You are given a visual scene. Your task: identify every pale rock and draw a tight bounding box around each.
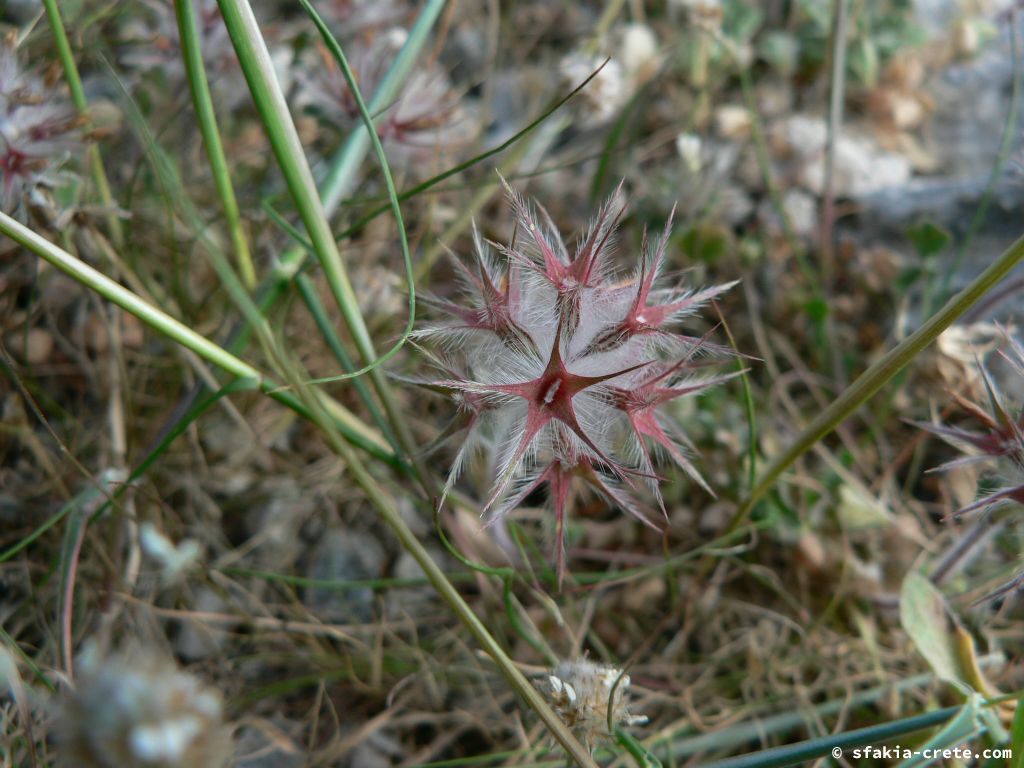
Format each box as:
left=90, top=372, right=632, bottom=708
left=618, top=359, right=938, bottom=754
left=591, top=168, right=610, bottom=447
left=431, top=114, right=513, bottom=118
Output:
left=174, top=587, right=232, bottom=660
left=675, top=132, right=703, bottom=174
left=774, top=114, right=911, bottom=197
left=758, top=188, right=816, bottom=237
left=782, top=188, right=817, bottom=237
left=619, top=23, right=660, bottom=84
left=714, top=104, right=752, bottom=139
left=304, top=530, right=385, bottom=622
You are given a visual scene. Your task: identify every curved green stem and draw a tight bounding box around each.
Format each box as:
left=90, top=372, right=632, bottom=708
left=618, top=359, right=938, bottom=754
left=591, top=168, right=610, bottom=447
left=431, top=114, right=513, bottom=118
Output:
left=216, top=0, right=437, bottom=497
left=727, top=229, right=1024, bottom=532
left=0, top=211, right=397, bottom=466
left=40, top=0, right=122, bottom=246
left=323, top=427, right=597, bottom=768
left=174, top=0, right=257, bottom=289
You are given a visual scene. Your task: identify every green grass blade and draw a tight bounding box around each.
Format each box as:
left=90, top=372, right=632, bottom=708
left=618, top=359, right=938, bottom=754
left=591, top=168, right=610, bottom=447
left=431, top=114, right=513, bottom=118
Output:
left=1010, top=693, right=1024, bottom=768
left=699, top=705, right=961, bottom=768
left=113, top=78, right=391, bottom=459
left=314, top=0, right=448, bottom=214
left=251, top=0, right=446, bottom=304
left=293, top=0, right=414, bottom=384
left=0, top=625, right=55, bottom=694
left=216, top=0, right=434, bottom=494
left=727, top=228, right=1024, bottom=532
left=263, top=192, right=397, bottom=438
left=40, top=0, right=122, bottom=245
left=0, top=211, right=398, bottom=466
left=174, top=0, right=257, bottom=289
left=294, top=272, right=399, bottom=448
left=215, top=0, right=403, bottom=380
left=3, top=210, right=258, bottom=380
left=338, top=64, right=607, bottom=242
left=112, top=68, right=266, bottom=337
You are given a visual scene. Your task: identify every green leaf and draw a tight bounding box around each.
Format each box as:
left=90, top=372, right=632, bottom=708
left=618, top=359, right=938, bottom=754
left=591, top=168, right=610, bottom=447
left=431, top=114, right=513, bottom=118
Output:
left=837, top=483, right=892, bottom=531
left=848, top=37, right=880, bottom=87
left=803, top=296, right=829, bottom=323
left=907, top=221, right=952, bottom=260
left=1010, top=694, right=1024, bottom=768
left=897, top=695, right=986, bottom=768
left=899, top=571, right=960, bottom=684
left=724, top=1, right=764, bottom=44
left=616, top=726, right=663, bottom=767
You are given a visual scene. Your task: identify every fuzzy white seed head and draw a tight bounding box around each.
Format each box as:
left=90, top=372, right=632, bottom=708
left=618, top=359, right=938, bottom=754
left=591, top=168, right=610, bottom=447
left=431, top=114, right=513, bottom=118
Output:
left=55, top=645, right=232, bottom=768
left=676, top=132, right=703, bottom=174
left=542, top=659, right=647, bottom=752
left=619, top=23, right=661, bottom=83
left=559, top=51, right=628, bottom=124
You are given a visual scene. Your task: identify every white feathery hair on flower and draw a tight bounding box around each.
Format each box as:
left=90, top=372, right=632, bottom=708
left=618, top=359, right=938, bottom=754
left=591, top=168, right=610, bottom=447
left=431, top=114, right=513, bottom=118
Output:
left=416, top=176, right=740, bottom=582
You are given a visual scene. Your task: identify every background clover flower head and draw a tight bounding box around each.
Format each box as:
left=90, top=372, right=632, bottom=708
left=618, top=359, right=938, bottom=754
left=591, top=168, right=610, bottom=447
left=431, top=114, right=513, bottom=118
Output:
left=918, top=330, right=1024, bottom=518
left=317, top=0, right=413, bottom=38
left=295, top=26, right=476, bottom=175
left=121, top=0, right=293, bottom=114
left=0, top=37, right=81, bottom=218
left=418, top=178, right=739, bottom=581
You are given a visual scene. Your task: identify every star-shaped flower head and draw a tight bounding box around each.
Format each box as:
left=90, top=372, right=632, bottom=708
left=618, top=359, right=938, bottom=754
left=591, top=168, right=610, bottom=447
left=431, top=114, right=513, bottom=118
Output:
left=918, top=330, right=1024, bottom=518
left=416, top=179, right=739, bottom=583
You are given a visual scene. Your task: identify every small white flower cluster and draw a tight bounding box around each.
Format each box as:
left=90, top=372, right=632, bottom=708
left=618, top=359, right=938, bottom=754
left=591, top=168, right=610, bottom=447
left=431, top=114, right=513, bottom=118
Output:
left=56, top=646, right=231, bottom=768
left=559, top=51, right=628, bottom=124
left=544, top=659, right=647, bottom=752
left=140, top=522, right=201, bottom=585
left=558, top=24, right=661, bottom=126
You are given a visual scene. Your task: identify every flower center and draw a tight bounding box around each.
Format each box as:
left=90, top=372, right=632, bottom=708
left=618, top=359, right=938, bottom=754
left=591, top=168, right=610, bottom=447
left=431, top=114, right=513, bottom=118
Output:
left=541, top=378, right=561, bottom=405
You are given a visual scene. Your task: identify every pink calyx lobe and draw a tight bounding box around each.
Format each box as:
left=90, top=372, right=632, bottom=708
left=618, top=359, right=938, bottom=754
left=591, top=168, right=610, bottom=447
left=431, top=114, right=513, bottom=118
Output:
left=614, top=360, right=736, bottom=495
left=476, top=315, right=649, bottom=508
